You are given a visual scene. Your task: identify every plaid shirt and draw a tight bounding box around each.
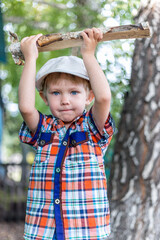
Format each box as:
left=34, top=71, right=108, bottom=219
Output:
left=19, top=109, right=115, bottom=240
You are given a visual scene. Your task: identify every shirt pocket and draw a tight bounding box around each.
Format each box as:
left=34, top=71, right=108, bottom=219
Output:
left=35, top=132, right=55, bottom=164
left=67, top=131, right=96, bottom=162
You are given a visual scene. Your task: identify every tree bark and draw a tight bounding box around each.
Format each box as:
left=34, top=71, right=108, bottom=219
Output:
left=109, top=1, right=160, bottom=240
left=9, top=22, right=150, bottom=65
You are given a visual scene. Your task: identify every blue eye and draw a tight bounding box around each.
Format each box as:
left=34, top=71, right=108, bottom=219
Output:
left=53, top=91, right=60, bottom=95
left=71, top=91, right=78, bottom=95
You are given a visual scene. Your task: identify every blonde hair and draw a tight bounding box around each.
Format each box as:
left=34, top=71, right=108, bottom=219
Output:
left=42, top=72, right=91, bottom=96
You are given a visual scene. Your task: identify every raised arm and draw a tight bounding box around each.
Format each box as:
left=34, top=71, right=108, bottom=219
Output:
left=80, top=28, right=111, bottom=134
left=18, top=34, right=42, bottom=133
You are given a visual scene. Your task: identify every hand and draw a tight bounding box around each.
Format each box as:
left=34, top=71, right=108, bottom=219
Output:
left=20, top=34, right=42, bottom=61
left=80, top=28, right=103, bottom=56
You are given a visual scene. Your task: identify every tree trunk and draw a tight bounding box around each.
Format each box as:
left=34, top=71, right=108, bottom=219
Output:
left=109, top=1, right=160, bottom=240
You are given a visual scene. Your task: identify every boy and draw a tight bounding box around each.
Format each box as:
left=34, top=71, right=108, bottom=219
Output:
left=19, top=28, right=115, bottom=240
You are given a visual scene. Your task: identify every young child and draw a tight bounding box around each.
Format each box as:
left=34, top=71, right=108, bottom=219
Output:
left=19, top=28, right=115, bottom=240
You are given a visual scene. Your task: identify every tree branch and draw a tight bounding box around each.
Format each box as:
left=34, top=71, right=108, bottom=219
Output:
left=9, top=22, right=151, bottom=65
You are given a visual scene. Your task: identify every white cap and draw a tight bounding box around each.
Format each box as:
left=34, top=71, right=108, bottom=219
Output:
left=36, top=56, right=89, bottom=91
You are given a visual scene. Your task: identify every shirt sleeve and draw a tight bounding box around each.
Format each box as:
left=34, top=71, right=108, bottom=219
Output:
left=19, top=112, right=44, bottom=150
left=87, top=109, right=115, bottom=153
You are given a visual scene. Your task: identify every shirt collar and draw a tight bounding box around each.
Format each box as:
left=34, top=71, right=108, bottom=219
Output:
left=51, top=110, right=87, bottom=130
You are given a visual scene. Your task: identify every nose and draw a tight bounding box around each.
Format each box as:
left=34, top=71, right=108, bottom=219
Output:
left=61, top=93, right=70, bottom=105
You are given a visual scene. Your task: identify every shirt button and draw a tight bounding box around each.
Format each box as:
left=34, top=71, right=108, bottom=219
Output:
left=71, top=139, right=76, bottom=147
left=56, top=167, right=60, bottom=173
left=55, top=199, right=60, bottom=204
left=62, top=140, right=67, bottom=146
left=40, top=139, right=45, bottom=146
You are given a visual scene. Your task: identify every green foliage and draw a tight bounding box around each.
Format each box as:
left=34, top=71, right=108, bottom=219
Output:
left=0, top=0, right=140, bottom=159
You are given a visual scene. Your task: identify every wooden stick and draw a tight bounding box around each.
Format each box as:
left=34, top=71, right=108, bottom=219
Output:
left=9, top=22, right=151, bottom=65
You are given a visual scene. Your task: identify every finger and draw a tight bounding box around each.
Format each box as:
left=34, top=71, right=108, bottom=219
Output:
left=92, top=28, right=100, bottom=39
left=34, top=33, right=43, bottom=40
left=21, top=36, right=29, bottom=43
left=21, top=34, right=42, bottom=43
left=83, top=28, right=94, bottom=39
left=29, top=35, right=36, bottom=38
left=21, top=35, right=36, bottom=45
left=25, top=35, right=37, bottom=42
left=92, top=28, right=103, bottom=41
left=97, top=31, right=103, bottom=42
left=29, top=34, right=43, bottom=44
left=80, top=31, right=90, bottom=41
left=97, top=28, right=103, bottom=40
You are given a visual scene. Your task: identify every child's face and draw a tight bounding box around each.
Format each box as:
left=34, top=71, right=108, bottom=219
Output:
left=40, top=73, right=93, bottom=127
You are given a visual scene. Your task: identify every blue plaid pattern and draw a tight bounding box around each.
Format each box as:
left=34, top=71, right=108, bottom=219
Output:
left=19, top=110, right=115, bottom=240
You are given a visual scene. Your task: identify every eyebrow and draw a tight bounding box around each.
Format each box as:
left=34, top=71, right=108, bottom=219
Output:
left=48, top=85, right=83, bottom=92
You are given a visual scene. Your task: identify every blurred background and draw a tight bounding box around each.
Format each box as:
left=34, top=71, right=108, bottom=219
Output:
left=1, top=0, right=160, bottom=240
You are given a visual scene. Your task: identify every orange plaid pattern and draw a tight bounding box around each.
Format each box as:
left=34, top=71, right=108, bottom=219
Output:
left=19, top=110, right=115, bottom=240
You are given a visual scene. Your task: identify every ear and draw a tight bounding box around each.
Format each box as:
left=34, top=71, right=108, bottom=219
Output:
left=39, top=91, right=49, bottom=106
left=86, top=90, right=95, bottom=106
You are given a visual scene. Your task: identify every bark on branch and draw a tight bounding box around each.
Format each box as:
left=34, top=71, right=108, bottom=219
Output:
left=9, top=22, right=151, bottom=65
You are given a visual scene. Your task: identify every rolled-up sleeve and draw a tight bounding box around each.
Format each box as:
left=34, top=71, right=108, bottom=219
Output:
left=88, top=110, right=115, bottom=153
left=19, top=112, right=44, bottom=150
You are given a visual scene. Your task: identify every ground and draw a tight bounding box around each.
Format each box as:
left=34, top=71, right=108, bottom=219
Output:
left=0, top=222, right=24, bottom=240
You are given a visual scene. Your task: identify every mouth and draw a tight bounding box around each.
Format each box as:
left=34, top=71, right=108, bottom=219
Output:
left=60, top=109, right=73, bottom=112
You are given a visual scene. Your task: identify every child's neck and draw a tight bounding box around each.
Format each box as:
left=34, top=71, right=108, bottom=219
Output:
left=64, top=123, right=71, bottom=129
